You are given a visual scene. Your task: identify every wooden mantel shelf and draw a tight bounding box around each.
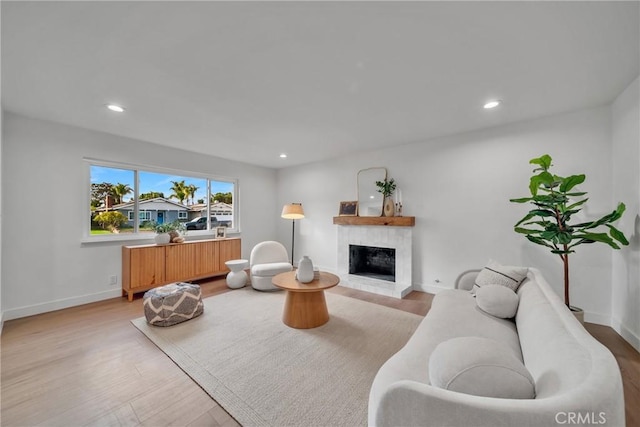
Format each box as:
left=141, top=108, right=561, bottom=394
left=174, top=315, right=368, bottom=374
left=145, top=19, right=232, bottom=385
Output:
left=333, top=216, right=415, bottom=227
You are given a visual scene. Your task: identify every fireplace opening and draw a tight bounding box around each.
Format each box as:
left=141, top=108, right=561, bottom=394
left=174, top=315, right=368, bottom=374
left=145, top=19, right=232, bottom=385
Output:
left=349, top=244, right=396, bottom=283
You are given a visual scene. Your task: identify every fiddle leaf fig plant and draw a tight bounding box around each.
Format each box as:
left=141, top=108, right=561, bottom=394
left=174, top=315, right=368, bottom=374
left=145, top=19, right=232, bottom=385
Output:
left=510, top=154, right=629, bottom=309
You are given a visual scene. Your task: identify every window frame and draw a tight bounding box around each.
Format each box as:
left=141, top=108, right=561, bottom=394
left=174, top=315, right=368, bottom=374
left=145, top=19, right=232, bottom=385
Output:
left=84, top=158, right=239, bottom=242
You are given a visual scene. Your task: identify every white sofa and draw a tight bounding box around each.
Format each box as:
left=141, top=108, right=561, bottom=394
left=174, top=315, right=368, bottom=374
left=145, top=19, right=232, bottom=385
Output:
left=368, top=268, right=625, bottom=427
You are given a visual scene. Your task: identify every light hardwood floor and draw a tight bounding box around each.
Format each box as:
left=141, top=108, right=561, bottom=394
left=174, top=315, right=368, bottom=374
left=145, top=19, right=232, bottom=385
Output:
left=1, top=278, right=638, bottom=426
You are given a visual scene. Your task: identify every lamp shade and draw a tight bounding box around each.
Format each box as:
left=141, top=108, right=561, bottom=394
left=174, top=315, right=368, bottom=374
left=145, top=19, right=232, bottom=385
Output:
left=281, top=203, right=305, bottom=219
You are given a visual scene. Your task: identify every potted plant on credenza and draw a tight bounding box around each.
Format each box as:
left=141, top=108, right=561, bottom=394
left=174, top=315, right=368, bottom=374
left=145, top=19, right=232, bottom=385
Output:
left=153, top=220, right=186, bottom=244
left=510, top=154, right=629, bottom=321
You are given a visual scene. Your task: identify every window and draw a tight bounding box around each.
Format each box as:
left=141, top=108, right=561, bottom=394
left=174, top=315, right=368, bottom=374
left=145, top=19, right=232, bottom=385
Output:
left=88, top=160, right=237, bottom=239
left=129, top=211, right=152, bottom=221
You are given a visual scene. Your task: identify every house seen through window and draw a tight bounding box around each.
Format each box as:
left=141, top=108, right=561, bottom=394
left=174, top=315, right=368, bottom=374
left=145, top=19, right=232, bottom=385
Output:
left=89, top=163, right=236, bottom=237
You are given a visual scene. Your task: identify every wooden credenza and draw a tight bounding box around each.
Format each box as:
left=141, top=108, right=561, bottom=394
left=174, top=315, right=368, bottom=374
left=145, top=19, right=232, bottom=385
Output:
left=122, top=238, right=241, bottom=301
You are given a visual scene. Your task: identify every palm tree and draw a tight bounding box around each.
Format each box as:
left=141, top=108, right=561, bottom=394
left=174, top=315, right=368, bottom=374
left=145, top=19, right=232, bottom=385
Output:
left=169, top=180, right=189, bottom=205
left=211, top=192, right=233, bottom=204
left=139, top=191, right=165, bottom=201
left=112, top=183, right=133, bottom=204
left=187, top=184, right=199, bottom=205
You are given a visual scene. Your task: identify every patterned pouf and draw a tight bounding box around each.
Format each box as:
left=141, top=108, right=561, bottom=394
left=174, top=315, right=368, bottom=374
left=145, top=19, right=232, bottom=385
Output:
left=143, top=283, right=204, bottom=327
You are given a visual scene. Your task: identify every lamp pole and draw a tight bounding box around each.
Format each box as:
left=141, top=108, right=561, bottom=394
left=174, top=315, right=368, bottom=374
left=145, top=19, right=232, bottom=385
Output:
left=281, top=203, right=305, bottom=267
left=290, top=218, right=295, bottom=266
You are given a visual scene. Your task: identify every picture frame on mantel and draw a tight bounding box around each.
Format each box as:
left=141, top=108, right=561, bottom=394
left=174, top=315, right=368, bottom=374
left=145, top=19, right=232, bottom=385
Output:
left=339, top=201, right=358, bottom=216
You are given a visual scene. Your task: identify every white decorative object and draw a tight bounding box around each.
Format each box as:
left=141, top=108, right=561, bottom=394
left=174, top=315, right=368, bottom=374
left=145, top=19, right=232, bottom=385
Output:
left=225, top=259, right=249, bottom=289
left=154, top=233, right=171, bottom=245
left=383, top=197, right=395, bottom=217
left=296, top=256, right=314, bottom=283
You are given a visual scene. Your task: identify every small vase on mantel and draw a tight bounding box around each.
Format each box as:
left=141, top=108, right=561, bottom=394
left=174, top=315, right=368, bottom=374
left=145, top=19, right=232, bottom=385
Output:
left=383, top=197, right=395, bottom=217
left=296, top=256, right=314, bottom=283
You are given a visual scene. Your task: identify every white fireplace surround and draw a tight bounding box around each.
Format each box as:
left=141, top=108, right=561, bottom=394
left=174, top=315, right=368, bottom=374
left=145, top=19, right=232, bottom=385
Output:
left=336, top=225, right=412, bottom=298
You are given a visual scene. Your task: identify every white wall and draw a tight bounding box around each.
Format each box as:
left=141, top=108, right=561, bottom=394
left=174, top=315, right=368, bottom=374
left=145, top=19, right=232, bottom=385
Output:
left=277, top=106, right=616, bottom=324
left=0, top=110, right=3, bottom=332
left=1, top=112, right=278, bottom=320
left=612, top=76, right=640, bottom=350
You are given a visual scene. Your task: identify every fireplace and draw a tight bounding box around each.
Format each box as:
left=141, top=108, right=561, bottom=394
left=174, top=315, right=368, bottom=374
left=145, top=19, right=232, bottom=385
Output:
left=349, top=245, right=396, bottom=282
left=335, top=222, right=413, bottom=298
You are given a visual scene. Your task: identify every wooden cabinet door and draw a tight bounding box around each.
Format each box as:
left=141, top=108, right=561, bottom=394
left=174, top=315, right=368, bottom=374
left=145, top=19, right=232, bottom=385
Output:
left=165, top=243, right=196, bottom=282
left=219, top=239, right=241, bottom=271
left=194, top=240, right=219, bottom=277
left=129, top=246, right=165, bottom=289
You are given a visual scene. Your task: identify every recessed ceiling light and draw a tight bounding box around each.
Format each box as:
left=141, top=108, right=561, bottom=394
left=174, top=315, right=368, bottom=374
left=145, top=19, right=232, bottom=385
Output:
left=483, top=100, right=502, bottom=109
left=106, top=104, right=125, bottom=113
left=280, top=153, right=288, bottom=158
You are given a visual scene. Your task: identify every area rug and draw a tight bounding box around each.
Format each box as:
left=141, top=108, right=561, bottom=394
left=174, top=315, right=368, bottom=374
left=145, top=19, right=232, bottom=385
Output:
left=131, top=287, right=422, bottom=427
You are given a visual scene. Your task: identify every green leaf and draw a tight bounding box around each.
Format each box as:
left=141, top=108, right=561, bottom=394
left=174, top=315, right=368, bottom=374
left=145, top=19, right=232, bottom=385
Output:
left=565, top=192, right=588, bottom=197
left=514, top=212, right=536, bottom=227
left=557, top=232, right=572, bottom=244
left=559, top=174, right=586, bottom=193
left=581, top=205, right=626, bottom=230
left=540, top=230, right=559, bottom=242
left=606, top=225, right=629, bottom=246
left=522, top=221, right=550, bottom=227
left=526, top=235, right=555, bottom=249
left=611, top=202, right=626, bottom=222
left=551, top=249, right=574, bottom=255
left=574, top=232, right=620, bottom=249
left=538, top=171, right=555, bottom=185
left=529, top=172, right=554, bottom=196
left=510, top=197, right=533, bottom=203
left=530, top=209, right=556, bottom=218
left=566, top=198, right=588, bottom=210
left=529, top=176, right=540, bottom=196
left=530, top=154, right=552, bottom=170
left=514, top=227, right=539, bottom=235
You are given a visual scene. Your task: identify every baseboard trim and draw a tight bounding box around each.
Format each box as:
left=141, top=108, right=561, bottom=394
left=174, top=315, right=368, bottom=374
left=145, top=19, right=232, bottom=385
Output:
left=611, top=316, right=640, bottom=352
left=412, top=282, right=449, bottom=295
left=2, top=289, right=122, bottom=321
left=583, top=311, right=611, bottom=327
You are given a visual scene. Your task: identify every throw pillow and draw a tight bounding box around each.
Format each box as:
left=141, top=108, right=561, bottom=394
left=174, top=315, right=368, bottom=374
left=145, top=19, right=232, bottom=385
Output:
left=473, top=259, right=528, bottom=293
left=475, top=284, right=520, bottom=318
left=428, top=337, right=536, bottom=399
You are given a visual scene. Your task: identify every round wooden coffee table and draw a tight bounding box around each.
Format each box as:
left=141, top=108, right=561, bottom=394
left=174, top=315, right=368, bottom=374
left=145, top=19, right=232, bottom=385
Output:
left=272, top=271, right=340, bottom=329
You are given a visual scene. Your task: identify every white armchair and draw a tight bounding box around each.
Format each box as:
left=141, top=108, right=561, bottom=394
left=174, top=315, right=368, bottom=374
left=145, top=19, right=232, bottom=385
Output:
left=249, top=241, right=293, bottom=291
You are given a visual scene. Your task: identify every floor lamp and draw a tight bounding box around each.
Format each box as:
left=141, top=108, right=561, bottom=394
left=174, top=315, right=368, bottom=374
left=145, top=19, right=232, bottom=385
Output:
left=281, top=203, right=305, bottom=266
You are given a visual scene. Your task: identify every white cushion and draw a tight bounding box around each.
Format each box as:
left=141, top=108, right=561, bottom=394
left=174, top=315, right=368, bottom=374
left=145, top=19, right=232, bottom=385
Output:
left=476, top=284, right=520, bottom=318
left=251, top=262, right=292, bottom=277
left=429, top=337, right=535, bottom=399
left=473, top=259, right=528, bottom=293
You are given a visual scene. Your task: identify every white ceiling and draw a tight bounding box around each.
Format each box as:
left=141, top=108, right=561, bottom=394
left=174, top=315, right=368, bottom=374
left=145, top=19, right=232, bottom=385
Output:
left=2, top=1, right=639, bottom=169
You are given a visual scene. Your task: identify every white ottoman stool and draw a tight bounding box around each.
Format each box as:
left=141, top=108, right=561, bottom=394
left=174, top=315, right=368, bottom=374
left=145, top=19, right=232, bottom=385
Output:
left=225, top=259, right=249, bottom=289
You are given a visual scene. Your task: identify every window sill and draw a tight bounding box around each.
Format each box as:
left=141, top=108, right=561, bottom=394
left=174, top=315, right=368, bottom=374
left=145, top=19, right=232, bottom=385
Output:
left=81, top=228, right=240, bottom=245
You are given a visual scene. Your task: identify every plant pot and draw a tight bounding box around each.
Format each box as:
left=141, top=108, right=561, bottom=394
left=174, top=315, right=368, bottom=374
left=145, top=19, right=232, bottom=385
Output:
left=383, top=197, right=395, bottom=217
left=155, top=233, right=171, bottom=245
left=570, top=306, right=585, bottom=325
